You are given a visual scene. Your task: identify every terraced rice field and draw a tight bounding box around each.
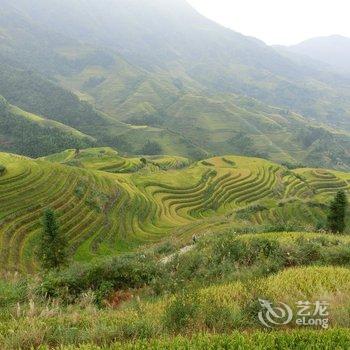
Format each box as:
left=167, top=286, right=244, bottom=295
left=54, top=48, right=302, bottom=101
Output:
left=42, top=147, right=190, bottom=174
left=0, top=150, right=349, bottom=272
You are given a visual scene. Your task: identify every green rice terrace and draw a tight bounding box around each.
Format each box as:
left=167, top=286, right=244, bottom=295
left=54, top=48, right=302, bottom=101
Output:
left=0, top=147, right=349, bottom=273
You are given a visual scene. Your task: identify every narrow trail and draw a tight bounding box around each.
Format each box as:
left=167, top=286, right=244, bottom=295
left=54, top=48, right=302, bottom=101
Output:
left=160, top=244, right=195, bottom=264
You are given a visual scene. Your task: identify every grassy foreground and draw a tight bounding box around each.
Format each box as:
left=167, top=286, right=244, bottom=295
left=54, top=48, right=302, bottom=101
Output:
left=1, top=232, right=350, bottom=348
left=58, top=330, right=350, bottom=350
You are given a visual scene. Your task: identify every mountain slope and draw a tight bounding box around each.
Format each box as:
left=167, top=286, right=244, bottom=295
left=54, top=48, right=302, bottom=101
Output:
left=0, top=0, right=349, bottom=168
left=0, top=96, right=96, bottom=157
left=287, top=35, right=350, bottom=74
left=3, top=0, right=350, bottom=130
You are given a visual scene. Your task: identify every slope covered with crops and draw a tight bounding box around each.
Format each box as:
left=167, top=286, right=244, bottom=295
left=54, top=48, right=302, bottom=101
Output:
left=0, top=149, right=349, bottom=272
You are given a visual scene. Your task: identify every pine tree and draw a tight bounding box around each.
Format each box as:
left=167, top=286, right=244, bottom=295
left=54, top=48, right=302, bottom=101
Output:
left=327, top=190, right=348, bottom=234
left=38, top=209, right=67, bottom=270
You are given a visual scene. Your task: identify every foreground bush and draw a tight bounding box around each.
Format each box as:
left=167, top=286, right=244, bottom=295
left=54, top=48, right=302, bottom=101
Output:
left=39, top=253, right=162, bottom=304
left=0, top=164, right=6, bottom=176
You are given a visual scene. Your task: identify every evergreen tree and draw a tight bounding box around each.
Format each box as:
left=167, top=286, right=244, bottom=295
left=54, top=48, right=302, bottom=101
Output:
left=38, top=209, right=67, bottom=270
left=327, top=190, right=348, bottom=234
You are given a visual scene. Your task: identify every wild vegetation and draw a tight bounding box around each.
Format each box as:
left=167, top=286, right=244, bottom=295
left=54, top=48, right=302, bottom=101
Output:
left=0, top=164, right=6, bottom=176
left=1, top=231, right=350, bottom=348
left=0, top=95, right=95, bottom=157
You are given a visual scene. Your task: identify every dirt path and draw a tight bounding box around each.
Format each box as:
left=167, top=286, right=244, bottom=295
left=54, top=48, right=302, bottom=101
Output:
left=160, top=244, right=195, bottom=264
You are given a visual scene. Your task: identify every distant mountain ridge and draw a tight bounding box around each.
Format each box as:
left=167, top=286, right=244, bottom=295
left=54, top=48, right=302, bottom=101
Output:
left=0, top=0, right=349, bottom=168
left=286, top=35, right=350, bottom=74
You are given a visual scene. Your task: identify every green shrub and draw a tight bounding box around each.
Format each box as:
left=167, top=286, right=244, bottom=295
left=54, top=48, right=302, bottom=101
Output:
left=0, top=279, right=28, bottom=309
left=115, top=318, right=158, bottom=341
left=236, top=204, right=268, bottom=220
left=39, top=254, right=162, bottom=302
left=202, top=302, right=243, bottom=332
left=154, top=242, right=176, bottom=255
left=201, top=161, right=214, bottom=167
left=321, top=244, right=350, bottom=265
left=163, top=293, right=199, bottom=332
left=36, top=232, right=350, bottom=305
left=0, top=164, right=6, bottom=176
left=139, top=141, right=162, bottom=155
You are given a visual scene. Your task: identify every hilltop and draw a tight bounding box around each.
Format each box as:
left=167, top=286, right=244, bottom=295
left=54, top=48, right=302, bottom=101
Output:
left=0, top=148, right=349, bottom=273
left=286, top=35, right=350, bottom=74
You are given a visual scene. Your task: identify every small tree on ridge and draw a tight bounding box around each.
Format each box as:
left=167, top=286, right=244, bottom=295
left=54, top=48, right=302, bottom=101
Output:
left=38, top=209, right=67, bottom=270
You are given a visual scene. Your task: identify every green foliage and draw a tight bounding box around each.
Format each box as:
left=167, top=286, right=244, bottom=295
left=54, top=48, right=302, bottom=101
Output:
left=0, top=64, right=107, bottom=129
left=35, top=232, right=350, bottom=304
left=228, top=132, right=255, bottom=155
left=2, top=232, right=350, bottom=348
left=222, top=157, right=236, bottom=166
left=0, top=279, right=28, bottom=309
left=39, top=254, right=161, bottom=301
left=327, top=190, right=348, bottom=233
left=236, top=204, right=268, bottom=220
left=0, top=100, right=95, bottom=157
left=153, top=242, right=176, bottom=255
left=38, top=209, right=68, bottom=270
left=281, top=161, right=306, bottom=169
left=57, top=330, right=350, bottom=349
left=201, top=160, right=214, bottom=167
left=127, top=114, right=164, bottom=127
left=0, top=164, right=6, bottom=176
left=164, top=293, right=199, bottom=332
left=139, top=141, right=163, bottom=155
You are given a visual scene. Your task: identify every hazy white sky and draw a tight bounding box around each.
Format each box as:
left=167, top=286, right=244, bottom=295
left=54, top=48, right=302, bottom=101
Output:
left=187, top=0, right=350, bottom=45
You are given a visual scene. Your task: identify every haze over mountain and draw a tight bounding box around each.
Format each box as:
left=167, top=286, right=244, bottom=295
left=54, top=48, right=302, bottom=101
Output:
left=287, top=35, right=350, bottom=74
left=0, top=0, right=349, bottom=168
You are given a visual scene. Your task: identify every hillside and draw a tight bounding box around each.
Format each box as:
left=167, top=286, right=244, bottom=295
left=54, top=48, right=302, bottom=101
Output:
left=287, top=35, right=350, bottom=74
left=2, top=0, right=350, bottom=129
left=0, top=0, right=349, bottom=170
left=0, top=96, right=96, bottom=157
left=0, top=63, right=136, bottom=147
left=0, top=148, right=349, bottom=273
